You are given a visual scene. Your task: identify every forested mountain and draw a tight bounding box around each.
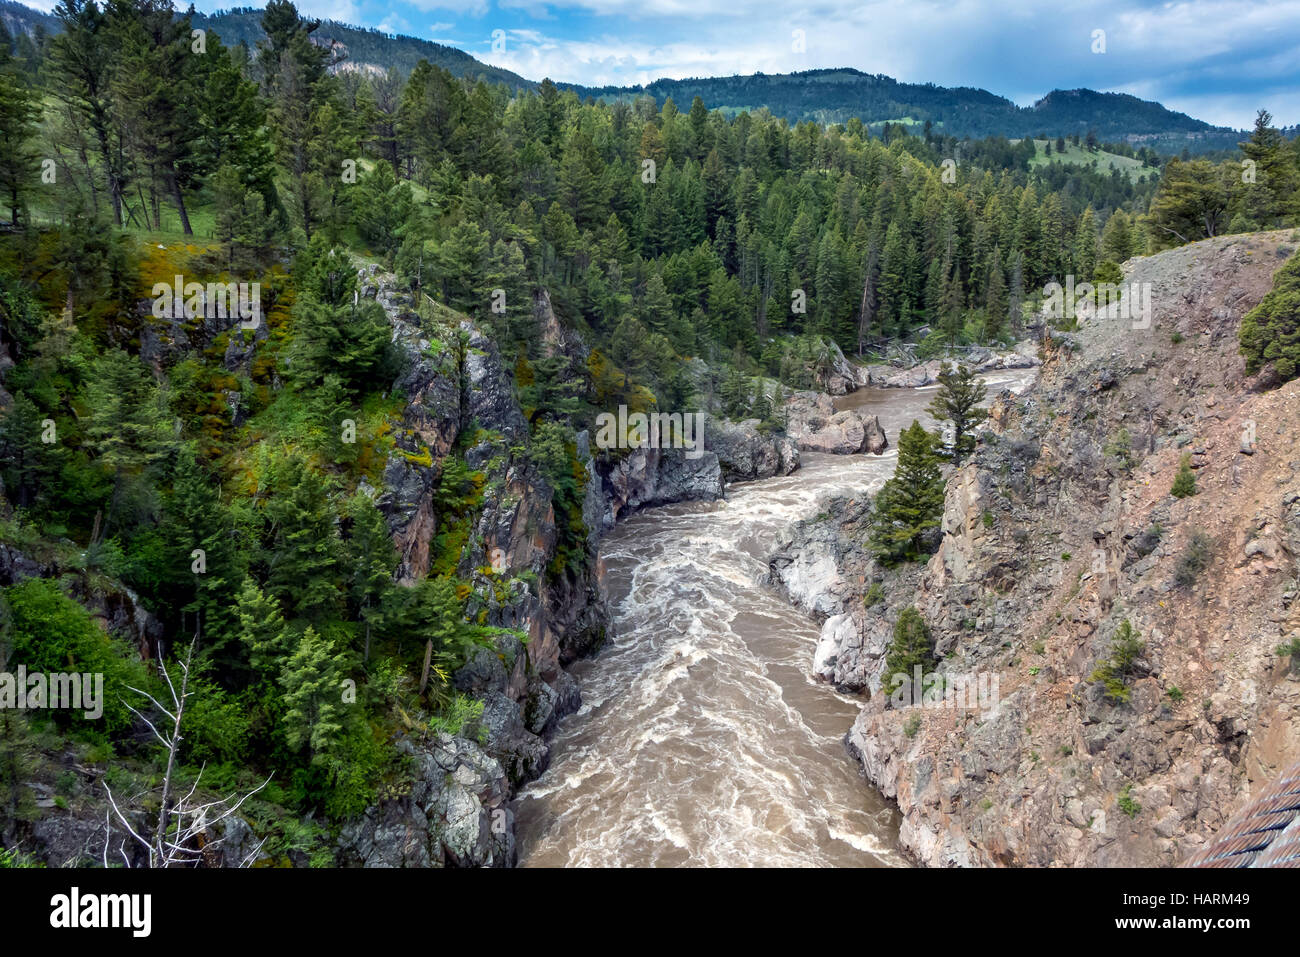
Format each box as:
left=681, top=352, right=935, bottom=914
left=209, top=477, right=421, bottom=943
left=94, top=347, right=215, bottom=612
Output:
left=566, top=70, right=1243, bottom=153
left=1, top=0, right=1298, bottom=869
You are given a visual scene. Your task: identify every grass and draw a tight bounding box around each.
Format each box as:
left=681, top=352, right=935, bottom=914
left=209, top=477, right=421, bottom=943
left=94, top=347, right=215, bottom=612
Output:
left=1018, top=139, right=1150, bottom=182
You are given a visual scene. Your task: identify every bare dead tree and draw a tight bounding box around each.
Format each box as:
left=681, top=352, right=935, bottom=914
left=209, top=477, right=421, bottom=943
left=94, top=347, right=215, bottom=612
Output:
left=103, top=633, right=270, bottom=868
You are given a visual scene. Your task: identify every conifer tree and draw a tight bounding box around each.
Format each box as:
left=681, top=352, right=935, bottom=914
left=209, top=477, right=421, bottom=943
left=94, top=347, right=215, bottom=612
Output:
left=0, top=40, right=39, bottom=226
left=871, top=420, right=946, bottom=564
left=882, top=606, right=936, bottom=696
left=1239, top=249, right=1300, bottom=383
left=0, top=393, right=61, bottom=510
left=279, top=625, right=347, bottom=757
left=343, top=492, right=397, bottom=663
left=235, top=576, right=291, bottom=679
left=927, top=362, right=988, bottom=466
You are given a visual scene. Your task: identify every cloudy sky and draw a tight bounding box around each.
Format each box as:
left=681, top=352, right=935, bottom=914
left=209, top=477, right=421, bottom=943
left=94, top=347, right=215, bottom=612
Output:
left=24, top=0, right=1300, bottom=128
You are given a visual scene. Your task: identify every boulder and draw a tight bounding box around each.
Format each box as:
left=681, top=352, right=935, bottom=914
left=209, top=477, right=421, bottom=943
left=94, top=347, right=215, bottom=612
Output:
left=783, top=392, right=888, bottom=455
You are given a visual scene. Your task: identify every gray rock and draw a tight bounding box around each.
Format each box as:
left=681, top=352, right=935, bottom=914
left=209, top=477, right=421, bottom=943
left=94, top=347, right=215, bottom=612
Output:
left=705, top=416, right=800, bottom=482
left=337, top=734, right=514, bottom=868
left=784, top=392, right=888, bottom=455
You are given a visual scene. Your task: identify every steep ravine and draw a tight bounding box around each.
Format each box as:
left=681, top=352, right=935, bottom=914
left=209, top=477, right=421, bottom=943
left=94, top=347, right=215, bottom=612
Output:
left=337, top=271, right=814, bottom=866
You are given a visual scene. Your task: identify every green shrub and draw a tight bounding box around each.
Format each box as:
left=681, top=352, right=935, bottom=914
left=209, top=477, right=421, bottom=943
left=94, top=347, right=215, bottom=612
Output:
left=1118, top=783, right=1142, bottom=819
left=1174, top=531, right=1213, bottom=587
left=862, top=582, right=885, bottom=608
left=0, top=847, right=43, bottom=868
left=1170, top=454, right=1197, bottom=498
left=1089, top=619, right=1146, bottom=704
left=1103, top=428, right=1137, bottom=472
left=1, top=579, right=154, bottom=734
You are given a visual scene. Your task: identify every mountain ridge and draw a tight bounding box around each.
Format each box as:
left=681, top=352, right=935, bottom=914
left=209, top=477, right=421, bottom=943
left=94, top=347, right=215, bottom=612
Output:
left=0, top=1, right=1239, bottom=152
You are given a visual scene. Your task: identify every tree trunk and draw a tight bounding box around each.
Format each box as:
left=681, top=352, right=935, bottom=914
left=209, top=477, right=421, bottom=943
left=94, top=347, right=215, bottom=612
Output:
left=418, top=639, right=433, bottom=695
left=166, top=167, right=193, bottom=236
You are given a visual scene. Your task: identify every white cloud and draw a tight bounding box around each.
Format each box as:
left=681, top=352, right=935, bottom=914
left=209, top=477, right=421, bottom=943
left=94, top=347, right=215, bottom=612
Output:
left=403, top=0, right=491, bottom=17
left=293, top=0, right=364, bottom=24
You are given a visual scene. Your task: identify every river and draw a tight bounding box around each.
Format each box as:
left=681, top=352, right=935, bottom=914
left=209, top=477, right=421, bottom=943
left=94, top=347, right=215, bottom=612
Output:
left=514, top=368, right=1036, bottom=867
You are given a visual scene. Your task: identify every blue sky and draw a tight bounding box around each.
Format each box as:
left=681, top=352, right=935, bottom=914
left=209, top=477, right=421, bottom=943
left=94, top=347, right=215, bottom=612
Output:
left=24, top=0, right=1300, bottom=128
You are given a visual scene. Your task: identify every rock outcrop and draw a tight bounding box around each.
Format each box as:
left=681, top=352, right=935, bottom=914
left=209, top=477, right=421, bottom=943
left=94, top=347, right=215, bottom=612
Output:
left=336, top=734, right=515, bottom=867
left=346, top=272, right=758, bottom=864
left=705, top=416, right=800, bottom=482
left=813, top=338, right=871, bottom=395
left=784, top=392, right=888, bottom=455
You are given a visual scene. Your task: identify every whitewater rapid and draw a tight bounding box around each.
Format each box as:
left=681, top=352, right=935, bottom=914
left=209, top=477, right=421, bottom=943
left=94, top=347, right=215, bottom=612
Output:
left=515, top=370, right=1034, bottom=867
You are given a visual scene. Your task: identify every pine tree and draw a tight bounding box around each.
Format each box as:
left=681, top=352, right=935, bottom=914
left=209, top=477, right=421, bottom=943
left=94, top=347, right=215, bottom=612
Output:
left=263, top=457, right=341, bottom=623
left=167, top=443, right=246, bottom=653
left=983, top=249, right=1008, bottom=342
left=235, top=576, right=291, bottom=679
left=0, top=393, right=62, bottom=510
left=50, top=0, right=127, bottom=225
left=927, top=362, right=988, bottom=466
left=289, top=295, right=393, bottom=398
left=0, top=46, right=40, bottom=226
left=1007, top=251, right=1024, bottom=334
left=279, top=625, right=347, bottom=757
left=85, top=348, right=172, bottom=530
left=1100, top=210, right=1134, bottom=264
left=1148, top=159, right=1233, bottom=247
left=642, top=273, right=673, bottom=336
left=343, top=491, right=397, bottom=663
left=882, top=606, right=936, bottom=695
left=1240, top=110, right=1299, bottom=228
left=1074, top=207, right=1098, bottom=279
left=878, top=222, right=906, bottom=337
left=871, top=420, right=946, bottom=564
left=1239, top=249, right=1300, bottom=383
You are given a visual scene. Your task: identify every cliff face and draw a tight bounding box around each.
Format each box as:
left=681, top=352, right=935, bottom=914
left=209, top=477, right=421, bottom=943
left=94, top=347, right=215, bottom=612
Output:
left=344, top=274, right=805, bottom=866
left=776, top=231, right=1300, bottom=867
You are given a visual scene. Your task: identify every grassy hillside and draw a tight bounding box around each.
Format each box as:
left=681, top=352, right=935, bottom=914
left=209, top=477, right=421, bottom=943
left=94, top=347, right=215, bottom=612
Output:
left=1019, top=139, right=1150, bottom=181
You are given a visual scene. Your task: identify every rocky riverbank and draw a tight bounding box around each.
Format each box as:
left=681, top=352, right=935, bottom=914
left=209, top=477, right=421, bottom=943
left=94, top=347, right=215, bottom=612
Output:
left=767, top=231, right=1300, bottom=867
